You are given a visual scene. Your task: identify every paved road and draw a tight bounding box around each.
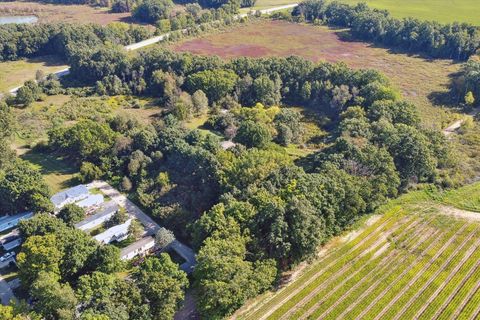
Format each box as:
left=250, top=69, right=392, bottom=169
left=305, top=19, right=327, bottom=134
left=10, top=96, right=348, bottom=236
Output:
left=88, top=181, right=196, bottom=273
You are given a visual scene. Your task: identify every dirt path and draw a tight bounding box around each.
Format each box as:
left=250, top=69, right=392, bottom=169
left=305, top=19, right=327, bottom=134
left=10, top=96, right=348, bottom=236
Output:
left=438, top=205, right=480, bottom=222
left=442, top=108, right=479, bottom=136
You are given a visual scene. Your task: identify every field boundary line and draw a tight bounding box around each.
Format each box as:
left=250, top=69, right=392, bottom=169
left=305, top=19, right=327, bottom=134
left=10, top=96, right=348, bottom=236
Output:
left=354, top=222, right=459, bottom=320
left=413, top=231, right=480, bottom=319
left=273, top=216, right=411, bottom=320
left=372, top=223, right=468, bottom=320
left=333, top=222, right=439, bottom=320
left=393, top=227, right=480, bottom=320
left=298, top=218, right=432, bottom=320
left=430, top=246, right=480, bottom=319
left=246, top=215, right=397, bottom=320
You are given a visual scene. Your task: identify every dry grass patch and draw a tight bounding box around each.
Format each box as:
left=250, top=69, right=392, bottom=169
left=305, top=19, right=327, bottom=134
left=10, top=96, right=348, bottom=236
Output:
left=0, top=55, right=67, bottom=93
left=0, top=1, right=132, bottom=25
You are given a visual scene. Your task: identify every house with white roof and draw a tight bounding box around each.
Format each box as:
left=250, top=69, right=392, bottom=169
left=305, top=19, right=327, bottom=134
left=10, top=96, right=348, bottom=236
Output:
left=51, top=185, right=89, bottom=210
left=120, top=236, right=155, bottom=260
left=74, top=202, right=119, bottom=231
left=94, top=219, right=132, bottom=245
left=0, top=212, right=34, bottom=233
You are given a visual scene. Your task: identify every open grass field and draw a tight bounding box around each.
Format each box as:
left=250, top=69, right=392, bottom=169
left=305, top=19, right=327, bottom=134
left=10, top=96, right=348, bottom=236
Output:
left=234, top=185, right=480, bottom=320
left=248, top=0, right=480, bottom=25
left=172, top=20, right=461, bottom=129
left=0, top=55, right=67, bottom=93
left=0, top=1, right=132, bottom=25
left=20, top=149, right=77, bottom=193
left=337, top=0, right=480, bottom=25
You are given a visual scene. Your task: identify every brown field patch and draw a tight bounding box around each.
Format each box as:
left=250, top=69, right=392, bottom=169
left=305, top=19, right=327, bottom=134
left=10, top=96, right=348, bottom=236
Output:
left=171, top=20, right=462, bottom=129
left=0, top=1, right=132, bottom=25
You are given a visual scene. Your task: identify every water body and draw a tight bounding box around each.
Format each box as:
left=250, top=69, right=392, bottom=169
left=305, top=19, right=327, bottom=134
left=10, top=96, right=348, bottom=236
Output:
left=0, top=15, right=38, bottom=25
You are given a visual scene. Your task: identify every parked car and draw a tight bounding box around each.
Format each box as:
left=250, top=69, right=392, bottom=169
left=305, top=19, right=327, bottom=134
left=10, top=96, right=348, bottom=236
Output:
left=0, top=252, right=15, bottom=262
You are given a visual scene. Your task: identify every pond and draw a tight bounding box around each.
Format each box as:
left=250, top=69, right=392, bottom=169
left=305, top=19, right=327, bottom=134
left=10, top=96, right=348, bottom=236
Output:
left=0, top=15, right=38, bottom=25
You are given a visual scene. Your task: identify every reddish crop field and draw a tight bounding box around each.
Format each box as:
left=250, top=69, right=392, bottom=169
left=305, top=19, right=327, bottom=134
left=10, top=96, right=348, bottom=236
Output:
left=172, top=20, right=462, bottom=128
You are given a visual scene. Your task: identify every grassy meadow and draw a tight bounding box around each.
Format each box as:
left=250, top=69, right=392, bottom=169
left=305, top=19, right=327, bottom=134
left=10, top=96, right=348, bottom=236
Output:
left=235, top=184, right=480, bottom=319
left=337, top=0, right=480, bottom=25
left=249, top=0, right=480, bottom=25
left=0, top=55, right=67, bottom=93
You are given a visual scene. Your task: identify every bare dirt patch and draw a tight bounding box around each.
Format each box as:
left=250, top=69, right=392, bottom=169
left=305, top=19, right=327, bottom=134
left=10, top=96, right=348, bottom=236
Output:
left=172, top=20, right=462, bottom=129
left=0, top=1, right=132, bottom=25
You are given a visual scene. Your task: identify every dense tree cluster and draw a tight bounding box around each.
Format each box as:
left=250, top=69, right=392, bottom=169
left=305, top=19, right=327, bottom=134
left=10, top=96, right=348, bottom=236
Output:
left=132, top=0, right=174, bottom=23
left=461, top=57, right=480, bottom=106
left=0, top=22, right=152, bottom=62
left=292, top=0, right=480, bottom=60
left=39, top=48, right=456, bottom=318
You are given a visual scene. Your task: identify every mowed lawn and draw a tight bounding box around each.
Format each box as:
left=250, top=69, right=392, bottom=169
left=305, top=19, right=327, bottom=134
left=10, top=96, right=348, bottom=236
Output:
left=20, top=149, right=77, bottom=194
left=172, top=20, right=461, bottom=129
left=0, top=55, right=67, bottom=93
left=235, top=188, right=480, bottom=320
left=338, top=0, right=480, bottom=25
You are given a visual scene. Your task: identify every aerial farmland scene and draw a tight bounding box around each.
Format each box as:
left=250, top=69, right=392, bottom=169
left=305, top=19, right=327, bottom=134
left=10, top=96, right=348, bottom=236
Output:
left=0, top=0, right=479, bottom=319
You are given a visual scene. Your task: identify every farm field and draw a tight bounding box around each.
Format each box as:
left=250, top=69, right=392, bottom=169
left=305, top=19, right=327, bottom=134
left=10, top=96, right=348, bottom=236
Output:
left=172, top=20, right=461, bottom=129
left=235, top=186, right=480, bottom=320
left=337, top=0, right=480, bottom=25
left=0, top=55, right=67, bottom=93
left=0, top=1, right=132, bottom=25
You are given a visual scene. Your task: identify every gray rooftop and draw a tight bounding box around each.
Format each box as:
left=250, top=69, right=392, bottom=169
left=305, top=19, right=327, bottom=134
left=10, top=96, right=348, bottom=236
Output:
left=74, top=201, right=119, bottom=229
left=51, top=185, right=89, bottom=207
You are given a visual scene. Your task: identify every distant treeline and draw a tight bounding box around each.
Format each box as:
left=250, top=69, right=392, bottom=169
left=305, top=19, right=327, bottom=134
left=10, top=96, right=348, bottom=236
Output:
left=292, top=0, right=480, bottom=61
left=0, top=22, right=153, bottom=61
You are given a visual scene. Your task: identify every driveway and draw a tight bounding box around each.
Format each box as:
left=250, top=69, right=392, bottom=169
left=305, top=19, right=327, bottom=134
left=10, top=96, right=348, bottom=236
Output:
left=88, top=181, right=196, bottom=273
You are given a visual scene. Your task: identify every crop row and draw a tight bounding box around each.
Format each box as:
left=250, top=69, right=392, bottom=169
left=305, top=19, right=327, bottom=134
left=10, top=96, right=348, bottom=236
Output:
left=373, top=221, right=468, bottom=320
left=420, top=237, right=480, bottom=319
left=322, top=222, right=449, bottom=320
left=356, top=219, right=465, bottom=319
left=263, top=215, right=409, bottom=319
left=411, top=229, right=480, bottom=319
left=305, top=220, right=436, bottom=320
left=288, top=215, right=427, bottom=319
left=242, top=213, right=398, bottom=320
left=390, top=225, right=479, bottom=319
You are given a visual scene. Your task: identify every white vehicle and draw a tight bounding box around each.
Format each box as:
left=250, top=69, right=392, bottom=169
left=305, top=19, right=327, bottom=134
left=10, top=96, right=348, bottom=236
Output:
left=0, top=252, right=15, bottom=262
